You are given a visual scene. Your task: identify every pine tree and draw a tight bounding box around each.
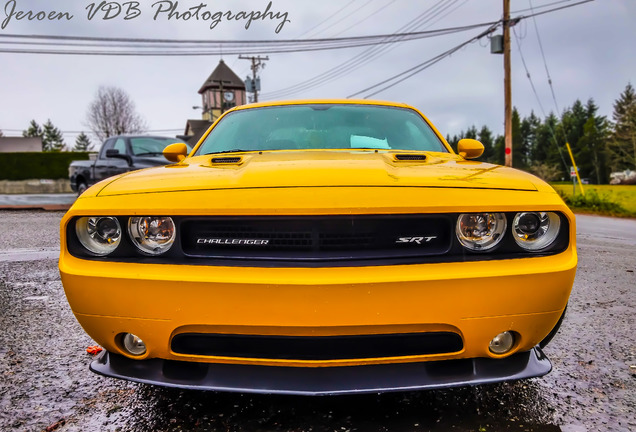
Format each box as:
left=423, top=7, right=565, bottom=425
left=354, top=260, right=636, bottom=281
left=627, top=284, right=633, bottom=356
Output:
left=608, top=83, right=636, bottom=171
left=42, top=119, right=65, bottom=152
left=74, top=132, right=92, bottom=151
left=578, top=115, right=609, bottom=184
left=464, top=126, right=478, bottom=140
left=23, top=120, right=43, bottom=140
left=521, top=111, right=540, bottom=165
left=478, top=125, right=495, bottom=162
left=511, top=108, right=528, bottom=169
left=492, top=135, right=505, bottom=166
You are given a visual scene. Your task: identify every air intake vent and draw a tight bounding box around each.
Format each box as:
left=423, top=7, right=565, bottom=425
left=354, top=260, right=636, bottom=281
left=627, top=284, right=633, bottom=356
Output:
left=211, top=157, right=242, bottom=164
left=395, top=154, right=427, bottom=161
left=171, top=332, right=464, bottom=360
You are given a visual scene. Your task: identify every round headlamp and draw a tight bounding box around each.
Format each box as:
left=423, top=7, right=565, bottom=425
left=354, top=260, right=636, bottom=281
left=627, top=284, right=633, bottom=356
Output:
left=456, top=213, right=507, bottom=251
left=128, top=216, right=176, bottom=256
left=75, top=217, right=121, bottom=256
left=512, top=212, right=560, bottom=250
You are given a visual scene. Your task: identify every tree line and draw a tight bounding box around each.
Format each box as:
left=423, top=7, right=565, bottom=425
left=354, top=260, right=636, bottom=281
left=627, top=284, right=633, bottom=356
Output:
left=5, top=84, right=635, bottom=184
left=16, top=86, right=146, bottom=153
left=447, top=83, right=636, bottom=184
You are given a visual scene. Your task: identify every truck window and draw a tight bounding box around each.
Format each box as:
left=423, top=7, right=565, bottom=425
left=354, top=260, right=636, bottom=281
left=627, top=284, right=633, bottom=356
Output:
left=113, top=138, right=127, bottom=155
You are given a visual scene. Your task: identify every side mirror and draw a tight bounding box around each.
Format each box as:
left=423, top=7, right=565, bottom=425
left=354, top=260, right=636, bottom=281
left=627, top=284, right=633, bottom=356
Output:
left=105, top=149, right=133, bottom=166
left=163, top=142, right=189, bottom=163
left=457, top=139, right=484, bottom=159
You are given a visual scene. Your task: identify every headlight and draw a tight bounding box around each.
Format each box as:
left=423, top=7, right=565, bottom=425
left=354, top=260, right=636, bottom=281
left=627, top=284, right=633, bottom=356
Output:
left=456, top=213, right=506, bottom=251
left=512, top=212, right=560, bottom=250
left=75, top=217, right=122, bottom=256
left=128, top=217, right=176, bottom=255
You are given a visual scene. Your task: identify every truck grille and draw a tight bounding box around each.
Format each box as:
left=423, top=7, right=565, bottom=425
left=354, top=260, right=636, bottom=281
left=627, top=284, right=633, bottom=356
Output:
left=180, top=215, right=452, bottom=262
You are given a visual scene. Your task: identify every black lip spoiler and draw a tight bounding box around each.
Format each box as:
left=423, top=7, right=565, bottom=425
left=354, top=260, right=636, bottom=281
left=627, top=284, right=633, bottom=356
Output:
left=90, top=347, right=551, bottom=396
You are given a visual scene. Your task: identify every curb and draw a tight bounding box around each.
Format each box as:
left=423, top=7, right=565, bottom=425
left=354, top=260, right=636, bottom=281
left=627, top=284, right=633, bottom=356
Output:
left=0, top=204, right=71, bottom=211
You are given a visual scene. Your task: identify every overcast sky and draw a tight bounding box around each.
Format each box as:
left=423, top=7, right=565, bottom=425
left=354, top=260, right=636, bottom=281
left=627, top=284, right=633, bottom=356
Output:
left=0, top=0, right=634, bottom=148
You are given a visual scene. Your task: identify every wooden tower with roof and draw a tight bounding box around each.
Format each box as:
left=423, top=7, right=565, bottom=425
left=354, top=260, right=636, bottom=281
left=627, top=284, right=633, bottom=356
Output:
left=198, top=60, right=247, bottom=122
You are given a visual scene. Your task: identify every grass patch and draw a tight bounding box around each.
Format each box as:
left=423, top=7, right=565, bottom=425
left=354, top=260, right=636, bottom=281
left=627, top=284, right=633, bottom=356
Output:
left=551, top=184, right=636, bottom=217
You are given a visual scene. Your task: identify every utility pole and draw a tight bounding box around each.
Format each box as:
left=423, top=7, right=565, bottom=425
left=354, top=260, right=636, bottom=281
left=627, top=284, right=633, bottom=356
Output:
left=239, top=55, right=269, bottom=102
left=503, top=0, right=512, bottom=167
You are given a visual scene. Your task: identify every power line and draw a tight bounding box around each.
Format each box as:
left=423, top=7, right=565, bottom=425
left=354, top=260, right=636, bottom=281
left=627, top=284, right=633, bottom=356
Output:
left=329, top=0, right=398, bottom=38
left=0, top=24, right=488, bottom=47
left=512, top=27, right=546, bottom=117
left=528, top=0, right=560, bottom=113
left=295, top=0, right=358, bottom=38
left=515, top=0, right=594, bottom=19
left=262, top=1, right=472, bottom=99
left=513, top=26, right=569, bottom=171
left=0, top=23, right=490, bottom=56
left=304, top=0, right=375, bottom=39
left=511, top=0, right=574, bottom=14
left=345, top=0, right=593, bottom=100
left=2, top=128, right=182, bottom=134
left=348, top=24, right=498, bottom=99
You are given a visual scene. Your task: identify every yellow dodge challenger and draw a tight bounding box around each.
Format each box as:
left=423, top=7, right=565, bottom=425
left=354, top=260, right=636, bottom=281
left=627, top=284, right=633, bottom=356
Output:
left=59, top=100, right=576, bottom=395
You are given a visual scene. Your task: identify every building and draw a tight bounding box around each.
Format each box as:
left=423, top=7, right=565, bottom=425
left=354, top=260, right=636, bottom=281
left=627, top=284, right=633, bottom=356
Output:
left=179, top=60, right=248, bottom=146
left=0, top=137, right=42, bottom=152
left=198, top=60, right=247, bottom=122
left=177, top=119, right=213, bottom=147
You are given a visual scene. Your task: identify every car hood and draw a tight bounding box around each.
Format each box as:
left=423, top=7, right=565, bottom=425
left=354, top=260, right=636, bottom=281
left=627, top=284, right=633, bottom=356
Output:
left=95, top=151, right=540, bottom=196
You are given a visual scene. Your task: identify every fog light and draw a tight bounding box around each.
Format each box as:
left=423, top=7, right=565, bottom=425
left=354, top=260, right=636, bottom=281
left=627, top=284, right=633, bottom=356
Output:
left=489, top=331, right=515, bottom=354
left=122, top=333, right=146, bottom=356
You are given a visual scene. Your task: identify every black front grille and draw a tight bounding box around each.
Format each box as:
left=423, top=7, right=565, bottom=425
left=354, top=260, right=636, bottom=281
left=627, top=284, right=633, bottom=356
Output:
left=171, top=332, right=463, bottom=360
left=180, top=215, right=452, bottom=262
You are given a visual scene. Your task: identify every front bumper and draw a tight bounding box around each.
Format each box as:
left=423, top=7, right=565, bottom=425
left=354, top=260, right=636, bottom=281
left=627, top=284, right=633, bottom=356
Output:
left=91, top=347, right=551, bottom=395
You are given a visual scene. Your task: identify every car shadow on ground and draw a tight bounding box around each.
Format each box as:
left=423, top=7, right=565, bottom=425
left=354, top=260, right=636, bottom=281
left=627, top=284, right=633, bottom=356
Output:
left=105, top=380, right=561, bottom=432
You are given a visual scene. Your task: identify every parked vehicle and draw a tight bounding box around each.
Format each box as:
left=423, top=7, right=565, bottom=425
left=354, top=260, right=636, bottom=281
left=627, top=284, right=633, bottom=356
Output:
left=68, top=135, right=186, bottom=195
left=59, top=100, right=576, bottom=395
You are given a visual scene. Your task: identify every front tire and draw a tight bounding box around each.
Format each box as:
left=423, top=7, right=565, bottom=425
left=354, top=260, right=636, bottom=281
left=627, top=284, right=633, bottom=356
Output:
left=77, top=182, right=88, bottom=196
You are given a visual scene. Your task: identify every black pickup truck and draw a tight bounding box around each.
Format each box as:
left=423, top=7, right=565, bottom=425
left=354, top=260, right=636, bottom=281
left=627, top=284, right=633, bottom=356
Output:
left=69, top=135, right=186, bottom=194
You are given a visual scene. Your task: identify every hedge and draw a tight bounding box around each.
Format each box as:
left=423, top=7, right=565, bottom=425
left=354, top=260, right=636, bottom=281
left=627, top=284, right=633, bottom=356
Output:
left=0, top=152, right=91, bottom=180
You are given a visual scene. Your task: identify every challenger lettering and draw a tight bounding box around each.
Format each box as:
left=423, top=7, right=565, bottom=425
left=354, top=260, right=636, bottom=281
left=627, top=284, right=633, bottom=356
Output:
left=197, top=238, right=270, bottom=245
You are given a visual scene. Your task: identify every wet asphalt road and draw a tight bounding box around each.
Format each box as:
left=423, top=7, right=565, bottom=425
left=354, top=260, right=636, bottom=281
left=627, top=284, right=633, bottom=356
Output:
left=0, top=210, right=634, bottom=432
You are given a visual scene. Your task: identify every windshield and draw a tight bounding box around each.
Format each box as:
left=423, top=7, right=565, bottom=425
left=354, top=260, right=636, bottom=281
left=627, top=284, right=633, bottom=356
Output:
left=130, top=137, right=188, bottom=156
left=195, top=104, right=448, bottom=155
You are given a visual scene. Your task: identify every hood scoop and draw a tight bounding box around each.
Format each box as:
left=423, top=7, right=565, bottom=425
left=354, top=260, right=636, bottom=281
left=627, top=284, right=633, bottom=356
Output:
left=211, top=156, right=242, bottom=164
left=394, top=154, right=427, bottom=161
